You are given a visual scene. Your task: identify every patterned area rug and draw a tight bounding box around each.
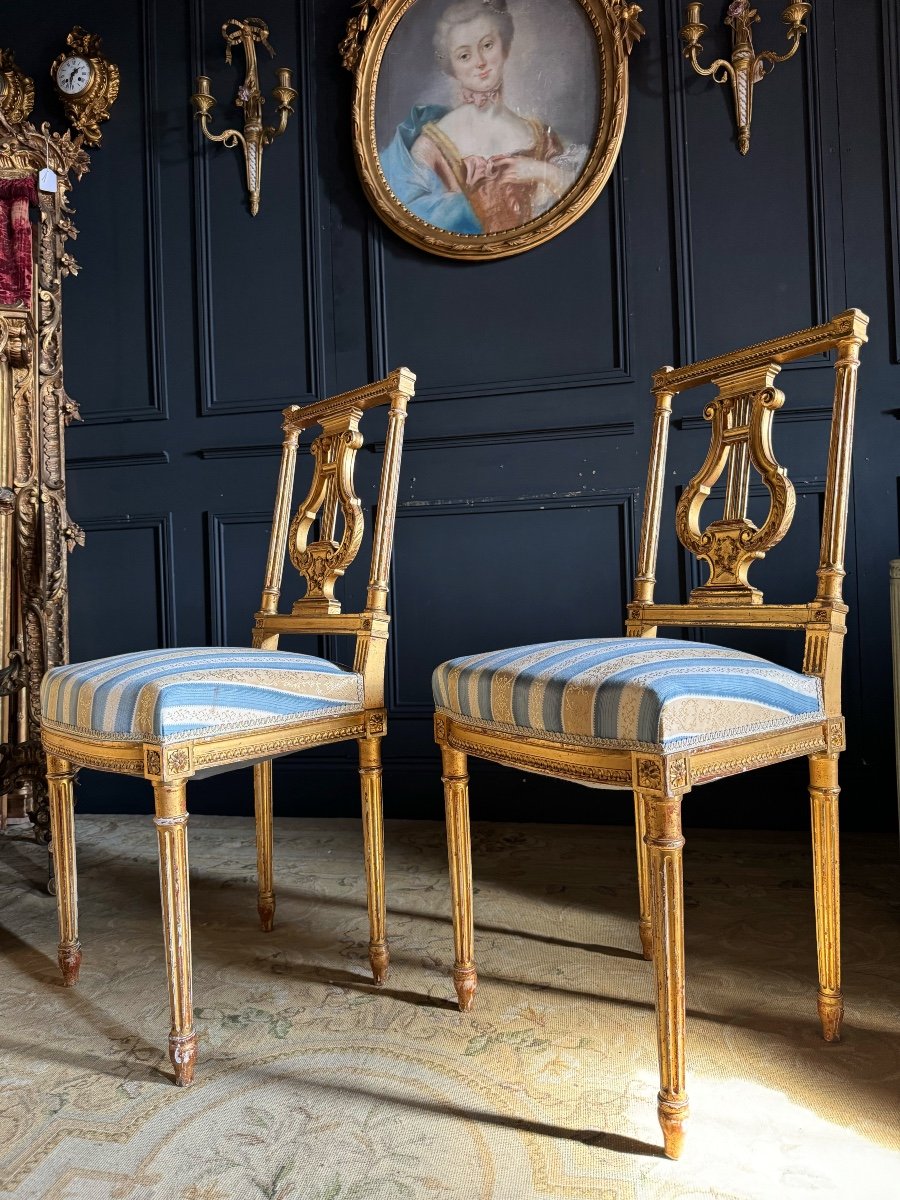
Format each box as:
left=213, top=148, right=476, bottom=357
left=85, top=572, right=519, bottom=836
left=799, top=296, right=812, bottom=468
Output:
left=1, top=814, right=898, bottom=1199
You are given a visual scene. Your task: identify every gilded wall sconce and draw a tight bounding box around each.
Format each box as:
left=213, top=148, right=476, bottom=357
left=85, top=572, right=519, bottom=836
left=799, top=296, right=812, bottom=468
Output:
left=191, top=17, right=297, bottom=216
left=681, top=1, right=811, bottom=154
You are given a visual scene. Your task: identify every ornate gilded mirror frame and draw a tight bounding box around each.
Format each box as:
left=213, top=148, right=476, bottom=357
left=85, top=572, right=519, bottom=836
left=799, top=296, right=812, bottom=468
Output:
left=0, top=108, right=88, bottom=864
left=342, top=0, right=644, bottom=260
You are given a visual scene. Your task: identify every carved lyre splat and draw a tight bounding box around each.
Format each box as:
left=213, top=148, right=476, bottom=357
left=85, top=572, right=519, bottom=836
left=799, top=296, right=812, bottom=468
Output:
left=288, top=410, right=365, bottom=615
left=675, top=365, right=795, bottom=605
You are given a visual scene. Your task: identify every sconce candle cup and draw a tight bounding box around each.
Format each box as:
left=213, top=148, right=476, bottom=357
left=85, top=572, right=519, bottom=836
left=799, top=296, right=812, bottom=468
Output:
left=191, top=17, right=297, bottom=216
left=680, top=0, right=811, bottom=154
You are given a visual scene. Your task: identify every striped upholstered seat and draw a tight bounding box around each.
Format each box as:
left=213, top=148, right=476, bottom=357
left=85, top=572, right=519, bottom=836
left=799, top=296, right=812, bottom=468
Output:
left=433, top=638, right=823, bottom=752
left=41, top=647, right=364, bottom=745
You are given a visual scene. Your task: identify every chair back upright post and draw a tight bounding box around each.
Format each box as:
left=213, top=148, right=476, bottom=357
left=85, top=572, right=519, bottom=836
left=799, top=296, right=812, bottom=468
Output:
left=252, top=367, right=416, bottom=710
left=626, top=310, right=869, bottom=717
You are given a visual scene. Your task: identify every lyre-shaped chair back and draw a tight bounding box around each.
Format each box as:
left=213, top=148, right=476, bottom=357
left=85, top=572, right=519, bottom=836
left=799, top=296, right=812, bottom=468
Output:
left=626, top=309, right=869, bottom=715
left=253, top=367, right=416, bottom=708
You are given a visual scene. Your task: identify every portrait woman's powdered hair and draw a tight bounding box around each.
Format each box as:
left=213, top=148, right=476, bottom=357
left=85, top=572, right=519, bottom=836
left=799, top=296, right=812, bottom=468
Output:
left=433, top=0, right=515, bottom=68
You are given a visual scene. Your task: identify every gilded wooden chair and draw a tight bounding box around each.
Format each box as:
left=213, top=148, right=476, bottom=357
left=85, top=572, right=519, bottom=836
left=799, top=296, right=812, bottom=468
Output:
left=432, top=312, right=868, bottom=1158
left=39, top=368, right=415, bottom=1087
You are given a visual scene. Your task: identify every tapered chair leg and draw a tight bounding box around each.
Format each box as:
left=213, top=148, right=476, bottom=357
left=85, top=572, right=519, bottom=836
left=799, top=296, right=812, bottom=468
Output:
left=646, top=792, right=689, bottom=1160
left=153, top=781, right=198, bottom=1087
left=441, top=744, right=477, bottom=1012
left=358, top=737, right=389, bottom=984
left=253, top=760, right=275, bottom=932
left=809, top=752, right=842, bottom=1042
left=47, top=755, right=81, bottom=986
left=634, top=790, right=653, bottom=960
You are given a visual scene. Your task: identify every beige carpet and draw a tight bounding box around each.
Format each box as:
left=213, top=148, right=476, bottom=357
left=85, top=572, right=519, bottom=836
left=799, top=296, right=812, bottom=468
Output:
left=1, top=813, right=898, bottom=1200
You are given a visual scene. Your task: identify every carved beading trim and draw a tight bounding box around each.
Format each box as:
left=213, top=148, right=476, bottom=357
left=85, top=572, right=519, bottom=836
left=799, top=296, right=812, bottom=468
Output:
left=651, top=309, right=869, bottom=392
left=691, top=734, right=827, bottom=783
left=445, top=727, right=632, bottom=788
left=193, top=720, right=367, bottom=768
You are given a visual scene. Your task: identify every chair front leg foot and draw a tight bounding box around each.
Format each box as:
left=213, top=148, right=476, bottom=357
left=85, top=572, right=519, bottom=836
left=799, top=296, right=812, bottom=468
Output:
left=817, top=991, right=843, bottom=1042
left=58, top=940, right=82, bottom=986
left=257, top=893, right=276, bottom=934
left=169, top=1030, right=198, bottom=1087
left=453, top=964, right=477, bottom=1011
left=638, top=918, right=653, bottom=962
left=658, top=1096, right=689, bottom=1160
left=369, top=941, right=390, bottom=985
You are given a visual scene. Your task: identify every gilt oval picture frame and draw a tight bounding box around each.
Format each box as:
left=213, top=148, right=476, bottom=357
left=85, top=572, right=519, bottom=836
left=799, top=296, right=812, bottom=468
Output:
left=342, top=0, right=643, bottom=260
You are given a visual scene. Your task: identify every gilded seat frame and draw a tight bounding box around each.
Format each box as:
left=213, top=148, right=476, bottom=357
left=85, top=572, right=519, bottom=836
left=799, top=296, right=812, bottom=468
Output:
left=434, top=311, right=868, bottom=1159
left=41, top=367, right=415, bottom=1087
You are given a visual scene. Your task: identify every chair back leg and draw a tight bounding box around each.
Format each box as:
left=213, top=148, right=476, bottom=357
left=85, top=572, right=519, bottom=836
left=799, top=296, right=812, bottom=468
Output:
left=253, top=760, right=276, bottom=932
left=633, top=791, right=653, bottom=960
left=153, top=780, right=198, bottom=1087
left=809, top=751, right=843, bottom=1041
left=358, top=736, right=389, bottom=984
left=47, top=755, right=81, bottom=986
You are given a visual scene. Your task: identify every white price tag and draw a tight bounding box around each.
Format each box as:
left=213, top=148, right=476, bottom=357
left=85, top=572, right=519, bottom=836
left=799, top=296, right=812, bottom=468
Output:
left=38, top=167, right=58, bottom=193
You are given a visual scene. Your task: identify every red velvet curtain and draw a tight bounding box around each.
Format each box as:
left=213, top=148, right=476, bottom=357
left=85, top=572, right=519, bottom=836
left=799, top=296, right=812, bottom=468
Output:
left=0, top=177, right=37, bottom=306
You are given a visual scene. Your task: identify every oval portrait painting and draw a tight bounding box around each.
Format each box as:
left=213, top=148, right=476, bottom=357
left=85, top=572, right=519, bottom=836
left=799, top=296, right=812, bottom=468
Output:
left=346, top=0, right=642, bottom=259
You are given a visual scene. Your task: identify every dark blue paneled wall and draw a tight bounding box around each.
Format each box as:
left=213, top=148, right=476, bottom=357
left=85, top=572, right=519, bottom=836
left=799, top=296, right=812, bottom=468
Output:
left=5, top=1, right=898, bottom=831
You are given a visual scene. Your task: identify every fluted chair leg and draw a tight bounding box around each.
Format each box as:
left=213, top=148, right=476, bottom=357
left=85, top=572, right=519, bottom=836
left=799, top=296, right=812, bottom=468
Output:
left=634, top=790, right=653, bottom=960
left=809, top=752, right=843, bottom=1042
left=153, top=780, right=198, bottom=1087
left=47, top=755, right=81, bottom=986
left=253, top=760, right=275, bottom=932
left=359, top=736, right=389, bottom=984
left=646, top=791, right=689, bottom=1160
left=441, top=744, right=477, bottom=1012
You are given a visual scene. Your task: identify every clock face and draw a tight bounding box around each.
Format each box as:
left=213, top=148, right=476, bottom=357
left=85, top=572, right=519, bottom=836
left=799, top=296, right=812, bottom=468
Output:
left=56, top=56, right=92, bottom=96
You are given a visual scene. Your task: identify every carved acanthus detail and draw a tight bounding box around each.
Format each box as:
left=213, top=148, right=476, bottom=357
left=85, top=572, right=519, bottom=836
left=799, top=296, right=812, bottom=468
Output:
left=676, top=373, right=795, bottom=605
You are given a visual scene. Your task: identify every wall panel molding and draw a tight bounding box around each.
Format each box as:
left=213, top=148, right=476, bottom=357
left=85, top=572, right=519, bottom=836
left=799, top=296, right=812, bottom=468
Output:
left=884, top=0, right=900, bottom=362
left=83, top=0, right=169, bottom=424
left=665, top=0, right=831, bottom=368
left=191, top=0, right=326, bottom=416
left=76, top=513, right=176, bottom=646
left=367, top=167, right=632, bottom=404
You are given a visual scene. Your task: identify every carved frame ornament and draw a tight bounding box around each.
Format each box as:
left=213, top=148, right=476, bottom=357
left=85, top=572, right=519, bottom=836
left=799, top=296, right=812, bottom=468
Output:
left=341, top=0, right=643, bottom=260
left=0, top=108, right=88, bottom=842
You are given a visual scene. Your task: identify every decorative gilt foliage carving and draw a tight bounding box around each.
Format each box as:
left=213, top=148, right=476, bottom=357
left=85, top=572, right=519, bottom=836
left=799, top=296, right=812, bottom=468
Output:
left=289, top=420, right=365, bottom=614
left=676, top=382, right=795, bottom=604
left=0, top=109, right=89, bottom=840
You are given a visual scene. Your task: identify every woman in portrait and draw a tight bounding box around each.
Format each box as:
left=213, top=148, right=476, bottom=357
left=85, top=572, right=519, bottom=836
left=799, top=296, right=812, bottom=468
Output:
left=379, top=0, right=588, bottom=235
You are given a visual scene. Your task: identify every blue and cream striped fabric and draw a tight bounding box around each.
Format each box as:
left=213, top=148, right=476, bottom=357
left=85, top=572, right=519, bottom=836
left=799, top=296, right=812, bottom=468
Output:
left=433, top=638, right=823, bottom=751
left=41, top=647, right=364, bottom=744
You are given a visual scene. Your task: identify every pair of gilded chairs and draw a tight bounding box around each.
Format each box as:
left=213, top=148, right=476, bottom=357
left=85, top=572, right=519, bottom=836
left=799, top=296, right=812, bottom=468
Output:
left=431, top=309, right=868, bottom=1158
left=40, top=369, right=415, bottom=1087
left=41, top=309, right=867, bottom=1162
